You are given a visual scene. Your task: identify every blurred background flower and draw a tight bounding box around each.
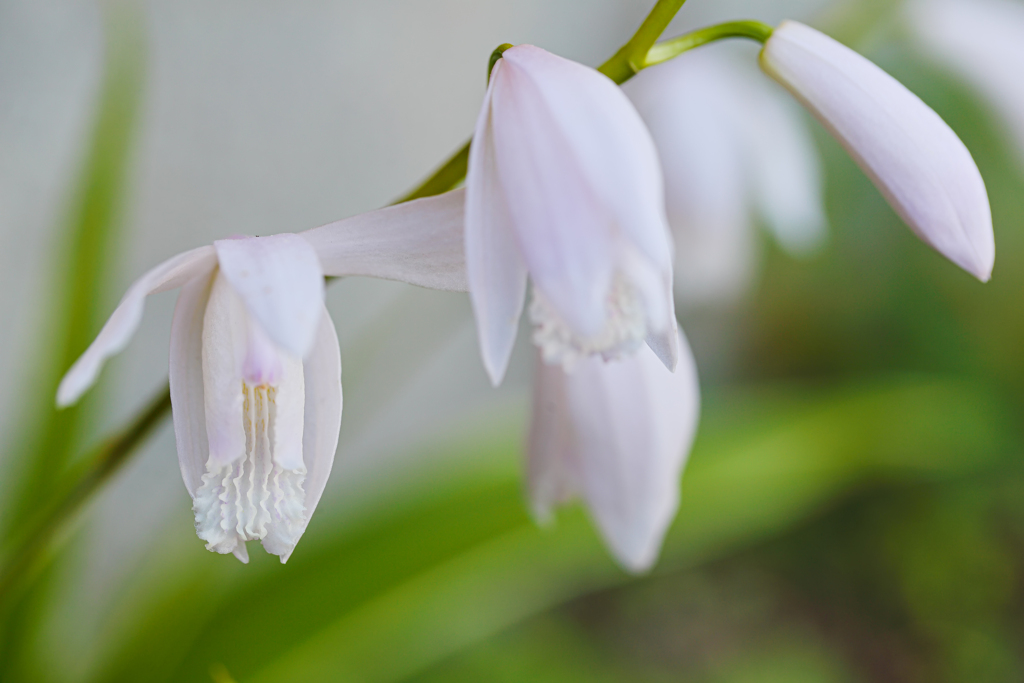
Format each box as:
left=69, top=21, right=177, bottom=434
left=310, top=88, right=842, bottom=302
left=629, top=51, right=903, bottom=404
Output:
left=624, top=44, right=827, bottom=309
left=3, top=0, right=1024, bottom=681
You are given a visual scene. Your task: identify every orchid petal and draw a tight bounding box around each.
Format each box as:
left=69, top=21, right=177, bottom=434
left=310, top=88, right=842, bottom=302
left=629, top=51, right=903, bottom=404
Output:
left=528, top=328, right=700, bottom=573
left=466, top=66, right=529, bottom=386
left=624, top=53, right=759, bottom=306
left=645, top=301, right=679, bottom=372
left=761, top=20, right=994, bottom=281
left=527, top=350, right=580, bottom=523
left=200, top=273, right=249, bottom=469
left=270, top=344, right=306, bottom=472
left=501, top=46, right=674, bottom=275
left=488, top=54, right=613, bottom=338
left=214, top=233, right=325, bottom=360
left=301, top=189, right=468, bottom=292
left=56, top=245, right=217, bottom=407
left=280, top=304, right=343, bottom=563
left=170, top=270, right=217, bottom=498
left=232, top=545, right=250, bottom=564
left=619, top=243, right=678, bottom=371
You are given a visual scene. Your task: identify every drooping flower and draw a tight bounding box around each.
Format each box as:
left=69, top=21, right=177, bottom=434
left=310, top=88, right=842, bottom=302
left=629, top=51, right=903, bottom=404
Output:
left=528, top=328, right=699, bottom=572
left=760, top=20, right=995, bottom=281
left=623, top=47, right=827, bottom=306
left=57, top=190, right=467, bottom=562
left=466, top=44, right=679, bottom=385
left=906, top=0, right=1024, bottom=168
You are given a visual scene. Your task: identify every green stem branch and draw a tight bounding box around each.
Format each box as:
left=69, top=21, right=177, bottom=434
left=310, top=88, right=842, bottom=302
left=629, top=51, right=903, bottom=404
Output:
left=0, top=386, right=171, bottom=606
left=644, top=20, right=774, bottom=68
left=598, top=0, right=689, bottom=83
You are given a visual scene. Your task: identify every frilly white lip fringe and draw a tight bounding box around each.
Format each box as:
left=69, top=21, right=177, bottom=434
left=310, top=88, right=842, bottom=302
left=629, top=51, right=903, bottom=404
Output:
left=57, top=190, right=468, bottom=562
left=760, top=20, right=995, bottom=282
left=528, top=328, right=700, bottom=573
left=465, top=44, right=679, bottom=386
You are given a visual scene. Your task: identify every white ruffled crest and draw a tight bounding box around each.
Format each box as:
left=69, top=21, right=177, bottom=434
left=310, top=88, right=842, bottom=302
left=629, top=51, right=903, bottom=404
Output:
left=761, top=20, right=994, bottom=281
left=528, top=328, right=700, bottom=573
left=191, top=268, right=325, bottom=562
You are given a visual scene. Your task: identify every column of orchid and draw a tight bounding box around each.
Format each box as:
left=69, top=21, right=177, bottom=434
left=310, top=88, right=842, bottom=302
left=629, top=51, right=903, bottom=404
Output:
left=54, top=2, right=995, bottom=573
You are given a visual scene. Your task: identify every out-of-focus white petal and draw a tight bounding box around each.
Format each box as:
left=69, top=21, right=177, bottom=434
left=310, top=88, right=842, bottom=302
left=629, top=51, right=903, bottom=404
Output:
left=281, top=305, right=343, bottom=563
left=907, top=0, right=1024, bottom=167
left=625, top=47, right=826, bottom=303
left=56, top=245, right=218, bottom=407
left=214, top=233, right=325, bottom=360
left=466, top=65, right=529, bottom=386
left=200, top=273, right=248, bottom=469
left=619, top=244, right=678, bottom=371
left=527, top=350, right=579, bottom=523
left=761, top=20, right=994, bottom=281
left=170, top=270, right=217, bottom=498
left=624, top=52, right=762, bottom=306
left=301, top=190, right=469, bottom=292
left=528, top=329, right=700, bottom=573
left=740, top=68, right=827, bottom=254
left=645, top=298, right=680, bottom=372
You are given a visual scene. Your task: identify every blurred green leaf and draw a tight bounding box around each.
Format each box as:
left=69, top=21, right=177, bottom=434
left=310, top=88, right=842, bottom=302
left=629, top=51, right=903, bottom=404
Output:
left=2, top=0, right=147, bottom=538
left=0, top=1, right=146, bottom=677
left=88, top=375, right=1016, bottom=683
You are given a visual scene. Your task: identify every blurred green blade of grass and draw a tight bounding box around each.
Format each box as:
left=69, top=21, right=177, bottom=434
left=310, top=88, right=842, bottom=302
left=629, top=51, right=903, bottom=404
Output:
left=2, top=0, right=146, bottom=537
left=0, top=1, right=146, bottom=676
left=89, top=375, right=1016, bottom=683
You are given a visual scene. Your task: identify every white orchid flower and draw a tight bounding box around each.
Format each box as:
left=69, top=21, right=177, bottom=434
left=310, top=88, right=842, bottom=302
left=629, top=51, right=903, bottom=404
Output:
left=907, top=0, right=1024, bottom=169
left=760, top=20, right=995, bottom=282
left=57, top=190, right=467, bottom=563
left=624, top=47, right=827, bottom=306
left=528, top=328, right=699, bottom=573
left=466, top=44, right=679, bottom=385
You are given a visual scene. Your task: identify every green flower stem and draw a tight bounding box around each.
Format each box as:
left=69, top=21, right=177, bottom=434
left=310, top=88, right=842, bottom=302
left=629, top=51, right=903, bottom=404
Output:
left=0, top=386, right=171, bottom=609
left=644, top=20, right=775, bottom=68
left=393, top=141, right=471, bottom=204
left=598, top=0, right=689, bottom=83
left=488, top=43, right=515, bottom=83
